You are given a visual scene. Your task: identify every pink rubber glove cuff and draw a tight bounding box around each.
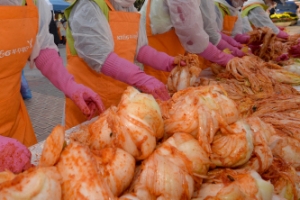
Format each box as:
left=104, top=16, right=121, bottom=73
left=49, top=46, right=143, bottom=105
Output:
left=289, top=43, right=300, bottom=57
left=220, top=32, right=243, bottom=48
left=216, top=39, right=245, bottom=57
left=277, top=30, right=289, bottom=40
left=102, top=52, right=170, bottom=100
left=234, top=34, right=250, bottom=44
left=276, top=53, right=289, bottom=61
left=199, top=43, right=234, bottom=66
left=137, top=45, right=175, bottom=71
left=35, top=49, right=105, bottom=117
left=248, top=44, right=261, bottom=54
left=0, top=136, right=31, bottom=173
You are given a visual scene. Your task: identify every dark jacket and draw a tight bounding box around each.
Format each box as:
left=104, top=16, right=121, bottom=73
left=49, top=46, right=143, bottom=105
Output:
left=49, top=11, right=60, bottom=46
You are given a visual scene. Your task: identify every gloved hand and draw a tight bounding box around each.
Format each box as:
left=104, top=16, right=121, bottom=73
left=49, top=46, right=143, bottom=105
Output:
left=248, top=44, right=261, bottom=54
left=289, top=42, right=300, bottom=57
left=63, top=83, right=103, bottom=119
left=199, top=43, right=235, bottom=66
left=0, top=136, right=32, bottom=173
left=137, top=45, right=185, bottom=71
left=220, top=32, right=243, bottom=48
left=276, top=53, right=289, bottom=61
left=277, top=30, right=289, bottom=40
left=216, top=39, right=245, bottom=57
left=234, top=34, right=250, bottom=44
left=35, top=49, right=105, bottom=118
left=130, top=72, right=170, bottom=100
left=102, top=52, right=170, bottom=100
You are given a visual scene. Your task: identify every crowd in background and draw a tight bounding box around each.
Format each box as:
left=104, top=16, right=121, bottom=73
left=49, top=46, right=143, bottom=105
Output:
left=49, top=12, right=67, bottom=46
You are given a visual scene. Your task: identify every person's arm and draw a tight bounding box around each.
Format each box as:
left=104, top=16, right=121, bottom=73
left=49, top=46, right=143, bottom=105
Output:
left=214, top=3, right=224, bottom=33
left=248, top=6, right=280, bottom=34
left=29, top=0, right=59, bottom=67
left=167, top=0, right=234, bottom=66
left=102, top=52, right=170, bottom=100
left=31, top=0, right=105, bottom=117
left=289, top=42, right=300, bottom=57
left=200, top=0, right=245, bottom=56
left=200, top=0, right=242, bottom=55
left=168, top=0, right=209, bottom=54
left=70, top=0, right=174, bottom=72
left=241, top=16, right=253, bottom=33
left=200, top=0, right=221, bottom=46
left=206, top=2, right=245, bottom=57
left=248, top=6, right=288, bottom=39
left=233, top=13, right=252, bottom=44
left=69, top=0, right=113, bottom=72
left=69, top=0, right=170, bottom=100
left=231, top=12, right=244, bottom=37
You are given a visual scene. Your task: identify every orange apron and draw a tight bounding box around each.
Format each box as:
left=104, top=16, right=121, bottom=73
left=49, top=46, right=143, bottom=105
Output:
left=144, top=0, right=185, bottom=84
left=65, top=0, right=140, bottom=129
left=145, top=0, right=210, bottom=81
left=0, top=0, right=38, bottom=147
left=223, top=15, right=238, bottom=36
left=217, top=3, right=238, bottom=36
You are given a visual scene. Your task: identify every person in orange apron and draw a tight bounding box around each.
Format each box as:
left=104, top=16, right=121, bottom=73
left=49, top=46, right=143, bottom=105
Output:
left=242, top=0, right=289, bottom=40
left=138, top=0, right=235, bottom=79
left=201, top=0, right=246, bottom=57
left=214, top=0, right=251, bottom=44
left=64, top=0, right=183, bottom=129
left=241, top=0, right=298, bottom=58
left=0, top=0, right=104, bottom=172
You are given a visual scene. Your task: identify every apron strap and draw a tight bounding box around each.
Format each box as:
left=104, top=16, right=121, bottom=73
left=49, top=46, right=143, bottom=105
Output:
left=145, top=0, right=153, bottom=37
left=104, top=0, right=115, bottom=11
left=218, top=2, right=230, bottom=15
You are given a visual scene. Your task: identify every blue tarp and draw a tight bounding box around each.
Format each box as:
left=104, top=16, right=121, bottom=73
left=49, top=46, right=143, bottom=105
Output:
left=49, top=0, right=70, bottom=11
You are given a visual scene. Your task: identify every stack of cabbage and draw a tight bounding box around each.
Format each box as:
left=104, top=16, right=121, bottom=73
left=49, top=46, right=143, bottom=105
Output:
left=1, top=85, right=300, bottom=200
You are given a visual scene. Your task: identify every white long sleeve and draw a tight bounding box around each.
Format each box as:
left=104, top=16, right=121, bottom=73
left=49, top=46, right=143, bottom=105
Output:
left=69, top=0, right=147, bottom=72
left=247, top=6, right=279, bottom=34
left=242, top=16, right=253, bottom=33
left=200, top=0, right=221, bottom=45
left=31, top=0, right=59, bottom=68
left=140, top=0, right=209, bottom=54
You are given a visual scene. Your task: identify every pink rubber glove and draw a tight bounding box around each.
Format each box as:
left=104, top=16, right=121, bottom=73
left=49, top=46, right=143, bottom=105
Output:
left=276, top=53, right=289, bottom=61
left=289, top=42, right=300, bottom=57
left=35, top=49, right=105, bottom=118
left=137, top=45, right=185, bottom=71
left=277, top=30, right=289, bottom=40
left=216, top=39, right=245, bottom=57
left=234, top=34, right=250, bottom=44
left=248, top=44, right=261, bottom=54
left=220, top=32, right=243, bottom=48
left=199, top=43, right=234, bottom=66
left=0, top=136, right=31, bottom=173
left=102, top=52, right=170, bottom=101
